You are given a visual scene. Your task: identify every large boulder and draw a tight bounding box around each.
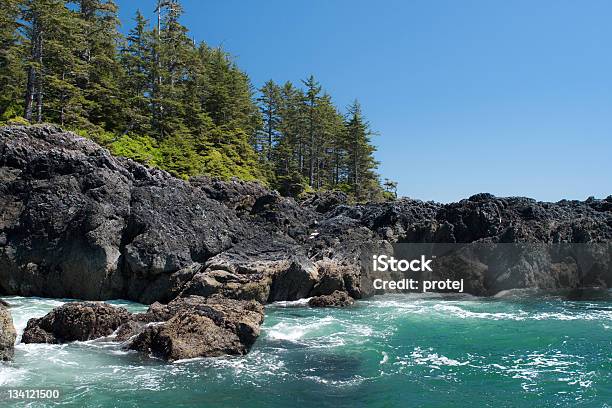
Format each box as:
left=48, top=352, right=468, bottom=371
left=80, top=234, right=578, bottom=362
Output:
left=126, top=296, right=264, bottom=361
left=0, top=300, right=16, bottom=360
left=21, top=302, right=130, bottom=344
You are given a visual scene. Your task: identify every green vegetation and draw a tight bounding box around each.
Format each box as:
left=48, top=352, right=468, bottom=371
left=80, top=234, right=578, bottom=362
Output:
left=0, top=0, right=392, bottom=200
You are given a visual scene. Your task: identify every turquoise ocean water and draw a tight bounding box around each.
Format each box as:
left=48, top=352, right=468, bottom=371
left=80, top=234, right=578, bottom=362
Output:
left=0, top=292, right=611, bottom=407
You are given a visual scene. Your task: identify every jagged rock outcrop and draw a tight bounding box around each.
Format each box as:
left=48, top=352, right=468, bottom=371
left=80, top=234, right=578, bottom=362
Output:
left=18, top=296, right=264, bottom=361
left=21, top=302, right=130, bottom=344
left=308, top=291, right=355, bottom=307
left=1, top=125, right=611, bottom=305
left=0, top=300, right=16, bottom=360
left=301, top=191, right=349, bottom=214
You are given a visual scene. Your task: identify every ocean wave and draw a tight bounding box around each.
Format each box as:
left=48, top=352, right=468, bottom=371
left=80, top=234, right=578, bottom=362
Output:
left=0, top=365, right=28, bottom=386
left=303, top=374, right=366, bottom=387
left=404, top=347, right=470, bottom=369
left=360, top=295, right=612, bottom=323
left=269, top=298, right=311, bottom=308
left=265, top=315, right=373, bottom=349
left=432, top=303, right=528, bottom=320
left=267, top=316, right=336, bottom=341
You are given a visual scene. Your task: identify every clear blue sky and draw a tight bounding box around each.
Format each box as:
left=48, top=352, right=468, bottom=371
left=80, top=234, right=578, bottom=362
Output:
left=115, top=0, right=611, bottom=203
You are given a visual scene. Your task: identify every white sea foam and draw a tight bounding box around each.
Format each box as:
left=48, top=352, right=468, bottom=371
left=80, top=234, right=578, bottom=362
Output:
left=409, top=347, right=469, bottom=368
left=267, top=316, right=337, bottom=342
left=303, top=375, right=366, bottom=387
left=270, top=298, right=311, bottom=308
left=432, top=303, right=527, bottom=320
left=0, top=365, right=28, bottom=386
left=379, top=351, right=389, bottom=365
left=265, top=314, right=374, bottom=350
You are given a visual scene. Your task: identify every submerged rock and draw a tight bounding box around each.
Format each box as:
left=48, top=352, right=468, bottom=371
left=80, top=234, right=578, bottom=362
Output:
left=21, top=302, right=130, bottom=344
left=0, top=301, right=16, bottom=360
left=308, top=291, right=355, bottom=308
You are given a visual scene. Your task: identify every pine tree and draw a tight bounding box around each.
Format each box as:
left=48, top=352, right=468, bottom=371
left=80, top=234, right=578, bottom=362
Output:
left=257, top=80, right=282, bottom=161
left=119, top=10, right=153, bottom=135
left=315, top=94, right=345, bottom=189
left=200, top=45, right=258, bottom=134
left=302, top=75, right=322, bottom=187
left=22, top=0, right=88, bottom=126
left=3, top=0, right=384, bottom=197
left=145, top=0, right=197, bottom=138
left=383, top=178, right=398, bottom=199
left=271, top=81, right=307, bottom=194
left=72, top=0, right=123, bottom=131
left=0, top=0, right=24, bottom=120
left=345, top=100, right=380, bottom=200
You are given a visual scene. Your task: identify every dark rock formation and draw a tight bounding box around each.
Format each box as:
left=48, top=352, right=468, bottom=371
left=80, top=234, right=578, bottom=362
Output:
left=1, top=125, right=611, bottom=305
left=21, top=302, right=130, bottom=344
left=126, top=295, right=264, bottom=361
left=17, top=295, right=264, bottom=361
left=308, top=291, right=355, bottom=308
left=0, top=301, right=16, bottom=360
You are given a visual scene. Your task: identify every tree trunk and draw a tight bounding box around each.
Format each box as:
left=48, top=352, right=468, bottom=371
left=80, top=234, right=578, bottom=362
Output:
left=60, top=71, right=66, bottom=126
left=267, top=108, right=273, bottom=161
left=309, top=111, right=314, bottom=186
left=24, top=14, right=41, bottom=122
left=24, top=66, right=35, bottom=122
left=35, top=29, right=43, bottom=123
left=353, top=145, right=359, bottom=198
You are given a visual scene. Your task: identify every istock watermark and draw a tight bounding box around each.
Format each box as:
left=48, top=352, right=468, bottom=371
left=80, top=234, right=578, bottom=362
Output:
left=371, top=254, right=464, bottom=293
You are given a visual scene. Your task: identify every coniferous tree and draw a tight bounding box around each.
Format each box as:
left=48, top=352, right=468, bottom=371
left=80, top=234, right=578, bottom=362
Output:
left=345, top=100, right=380, bottom=200
left=272, top=82, right=306, bottom=194
left=150, top=0, right=193, bottom=138
left=200, top=46, right=259, bottom=134
left=72, top=0, right=123, bottom=131
left=257, top=80, right=282, bottom=161
left=302, top=75, right=322, bottom=187
left=1, top=0, right=385, bottom=199
left=119, top=10, right=153, bottom=135
left=22, top=0, right=88, bottom=126
left=315, top=94, right=345, bottom=188
left=0, top=0, right=24, bottom=119
left=278, top=82, right=306, bottom=177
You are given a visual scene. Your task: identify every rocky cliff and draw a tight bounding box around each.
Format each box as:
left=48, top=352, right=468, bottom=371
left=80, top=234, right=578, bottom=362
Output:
left=1, top=125, right=611, bottom=305
left=1, top=125, right=611, bottom=361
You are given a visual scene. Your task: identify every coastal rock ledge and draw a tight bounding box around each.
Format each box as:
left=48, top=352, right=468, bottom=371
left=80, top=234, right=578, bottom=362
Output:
left=1, top=125, right=612, bottom=360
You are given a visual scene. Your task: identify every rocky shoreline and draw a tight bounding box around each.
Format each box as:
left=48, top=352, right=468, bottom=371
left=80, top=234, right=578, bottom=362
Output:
left=1, top=125, right=611, bottom=361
